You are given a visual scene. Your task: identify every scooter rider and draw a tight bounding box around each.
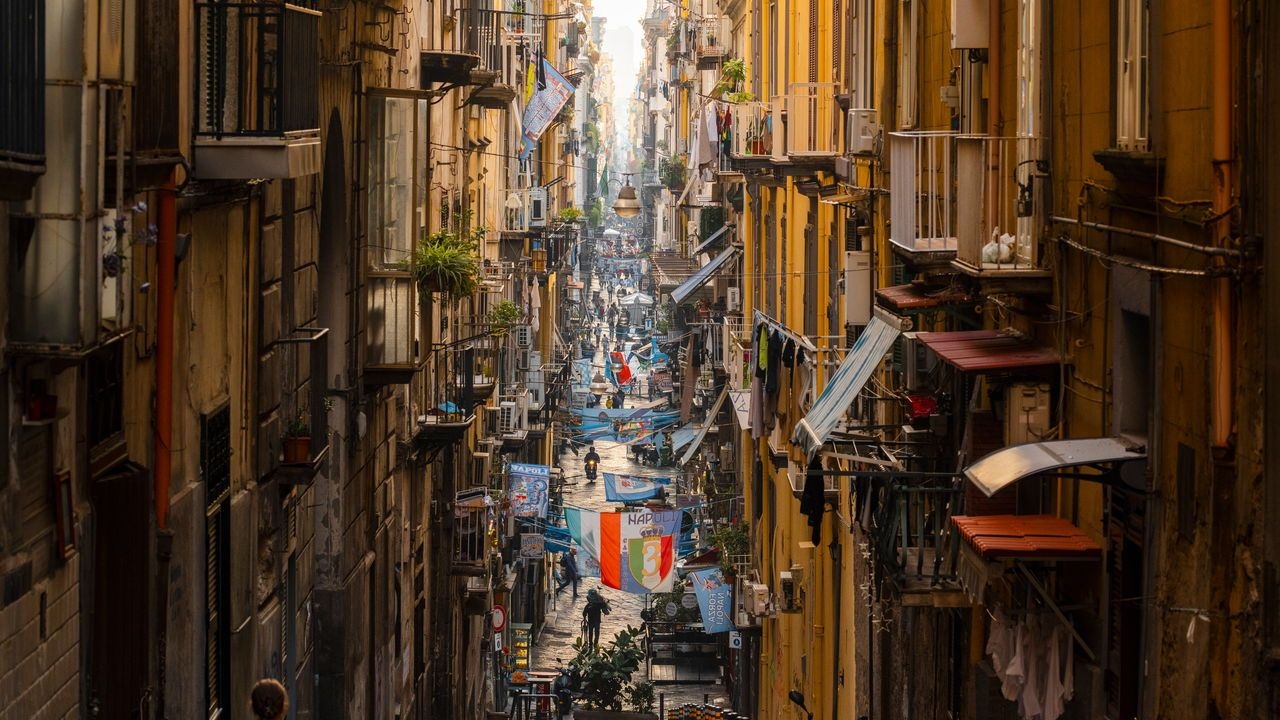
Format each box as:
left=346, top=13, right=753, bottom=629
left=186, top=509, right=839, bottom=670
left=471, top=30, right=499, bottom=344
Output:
left=583, top=445, right=601, bottom=480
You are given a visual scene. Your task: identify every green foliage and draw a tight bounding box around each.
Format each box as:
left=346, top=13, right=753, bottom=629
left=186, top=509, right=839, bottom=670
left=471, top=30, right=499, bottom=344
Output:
left=558, top=206, right=585, bottom=223
left=708, top=520, right=749, bottom=574
left=406, top=218, right=484, bottom=299
left=659, top=156, right=688, bottom=191
left=725, top=91, right=757, bottom=103
left=587, top=198, right=604, bottom=229
left=623, top=680, right=656, bottom=714
left=285, top=411, right=310, bottom=438
left=572, top=626, right=648, bottom=712
left=722, top=58, right=746, bottom=85
left=487, top=299, right=523, bottom=331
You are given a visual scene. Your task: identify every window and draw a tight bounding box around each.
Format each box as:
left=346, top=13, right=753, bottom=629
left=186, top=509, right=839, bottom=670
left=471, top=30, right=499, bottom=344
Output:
left=1017, top=0, right=1041, bottom=138
left=849, top=0, right=875, bottom=110
left=87, top=342, right=124, bottom=449
left=1115, top=0, right=1149, bottom=151
left=898, top=0, right=919, bottom=129
left=365, top=94, right=427, bottom=376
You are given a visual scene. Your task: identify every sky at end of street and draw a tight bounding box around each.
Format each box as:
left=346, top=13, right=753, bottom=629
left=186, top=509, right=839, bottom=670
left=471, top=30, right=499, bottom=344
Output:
left=593, top=0, right=645, bottom=140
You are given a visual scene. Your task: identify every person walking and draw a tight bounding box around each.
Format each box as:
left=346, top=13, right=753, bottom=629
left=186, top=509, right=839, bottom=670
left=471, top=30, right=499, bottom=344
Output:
left=557, top=548, right=581, bottom=599
left=582, top=589, right=611, bottom=647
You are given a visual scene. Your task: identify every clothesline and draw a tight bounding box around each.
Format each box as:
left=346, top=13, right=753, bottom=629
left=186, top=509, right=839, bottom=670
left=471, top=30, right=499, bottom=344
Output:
left=752, top=310, right=818, bottom=354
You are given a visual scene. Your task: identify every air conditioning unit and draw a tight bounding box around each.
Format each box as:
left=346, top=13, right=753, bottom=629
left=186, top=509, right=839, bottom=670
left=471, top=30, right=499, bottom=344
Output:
left=725, top=287, right=741, bottom=312
left=498, top=401, right=520, bottom=434
left=513, top=325, right=532, bottom=348
left=847, top=109, right=880, bottom=155
left=1005, top=382, right=1051, bottom=445
left=529, top=187, right=548, bottom=227
left=777, top=567, right=803, bottom=613
left=843, top=251, right=872, bottom=326
left=742, top=580, right=773, bottom=617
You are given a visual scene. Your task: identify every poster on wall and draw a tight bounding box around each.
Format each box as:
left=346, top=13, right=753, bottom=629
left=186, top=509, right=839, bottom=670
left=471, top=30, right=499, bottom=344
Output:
left=508, top=463, right=551, bottom=518
left=520, top=533, right=545, bottom=559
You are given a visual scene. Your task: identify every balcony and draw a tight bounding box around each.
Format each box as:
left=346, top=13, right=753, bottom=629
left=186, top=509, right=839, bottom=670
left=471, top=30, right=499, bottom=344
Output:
left=275, top=328, right=331, bottom=486
left=364, top=271, right=417, bottom=387
left=452, top=489, right=491, bottom=576
left=464, top=9, right=528, bottom=109
left=721, top=320, right=752, bottom=390
left=502, top=187, right=548, bottom=234
left=193, top=1, right=321, bottom=179
left=449, top=330, right=500, bottom=405
left=784, top=83, right=841, bottom=163
left=952, top=135, right=1051, bottom=281
left=888, top=131, right=959, bottom=268
left=695, top=15, right=731, bottom=70
left=870, top=483, right=969, bottom=607
left=728, top=101, right=773, bottom=168
left=414, top=350, right=477, bottom=455
left=0, top=0, right=46, bottom=200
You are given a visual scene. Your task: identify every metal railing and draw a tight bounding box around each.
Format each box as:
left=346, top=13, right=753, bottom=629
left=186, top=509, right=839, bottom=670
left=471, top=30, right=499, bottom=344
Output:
left=0, top=0, right=45, bottom=163
left=888, top=131, right=960, bottom=252
left=722, top=319, right=751, bottom=389
left=453, top=492, right=490, bottom=565
left=696, top=15, right=731, bottom=61
left=729, top=101, right=771, bottom=159
left=195, top=1, right=320, bottom=138
left=955, top=135, right=1045, bottom=271
left=871, top=483, right=964, bottom=586
left=785, top=83, right=841, bottom=157
left=471, top=8, right=530, bottom=88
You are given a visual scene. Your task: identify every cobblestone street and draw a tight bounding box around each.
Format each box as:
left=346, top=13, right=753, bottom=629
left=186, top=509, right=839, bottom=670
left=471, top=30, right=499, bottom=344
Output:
left=528, top=317, right=731, bottom=713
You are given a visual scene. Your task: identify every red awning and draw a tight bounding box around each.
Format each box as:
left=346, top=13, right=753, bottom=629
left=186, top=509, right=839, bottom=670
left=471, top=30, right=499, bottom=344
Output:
left=952, top=514, right=1102, bottom=560
left=915, top=330, right=1059, bottom=372
left=875, top=283, right=972, bottom=312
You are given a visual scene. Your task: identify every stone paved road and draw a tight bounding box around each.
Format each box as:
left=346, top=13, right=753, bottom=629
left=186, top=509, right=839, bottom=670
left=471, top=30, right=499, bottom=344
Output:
left=529, top=312, right=732, bottom=714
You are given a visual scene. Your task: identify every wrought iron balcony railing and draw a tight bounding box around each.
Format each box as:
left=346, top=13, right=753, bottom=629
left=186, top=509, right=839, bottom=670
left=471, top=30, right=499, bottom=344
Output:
left=196, top=1, right=320, bottom=138
left=0, top=0, right=46, bottom=199
left=870, top=483, right=964, bottom=593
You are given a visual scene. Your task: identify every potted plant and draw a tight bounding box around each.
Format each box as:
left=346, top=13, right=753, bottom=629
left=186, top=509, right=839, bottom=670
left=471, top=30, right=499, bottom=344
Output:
left=406, top=220, right=484, bottom=299
left=283, top=412, right=311, bottom=464
left=571, top=626, right=658, bottom=719
left=659, top=156, right=687, bottom=192
left=488, top=299, right=524, bottom=332
left=558, top=206, right=585, bottom=224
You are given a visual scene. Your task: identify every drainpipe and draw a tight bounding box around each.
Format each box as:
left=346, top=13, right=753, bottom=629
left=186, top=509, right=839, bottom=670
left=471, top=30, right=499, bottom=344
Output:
left=1211, top=0, right=1235, bottom=450
left=154, top=174, right=177, bottom=717
left=986, top=0, right=1002, bottom=239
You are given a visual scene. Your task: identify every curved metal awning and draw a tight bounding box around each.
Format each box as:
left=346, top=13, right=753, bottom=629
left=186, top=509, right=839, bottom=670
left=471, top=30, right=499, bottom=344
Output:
left=671, top=247, right=739, bottom=305
left=963, top=437, right=1148, bottom=498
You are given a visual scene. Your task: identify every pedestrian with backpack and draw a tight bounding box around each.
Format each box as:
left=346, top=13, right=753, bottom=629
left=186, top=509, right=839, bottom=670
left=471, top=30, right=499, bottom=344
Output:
left=582, top=588, right=611, bottom=647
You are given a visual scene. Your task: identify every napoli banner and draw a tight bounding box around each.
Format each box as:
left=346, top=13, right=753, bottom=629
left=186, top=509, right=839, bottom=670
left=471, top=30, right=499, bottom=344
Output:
left=509, top=463, right=550, bottom=518
left=564, top=508, right=681, bottom=593
left=518, top=59, right=575, bottom=159
left=689, top=567, right=736, bottom=633
left=603, top=473, right=672, bottom=502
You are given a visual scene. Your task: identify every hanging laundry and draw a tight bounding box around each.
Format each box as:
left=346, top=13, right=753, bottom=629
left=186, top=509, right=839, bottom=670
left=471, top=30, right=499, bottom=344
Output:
left=799, top=456, right=826, bottom=544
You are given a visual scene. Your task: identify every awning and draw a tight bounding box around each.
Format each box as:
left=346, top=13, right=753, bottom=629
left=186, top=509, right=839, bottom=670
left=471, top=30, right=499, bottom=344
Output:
left=952, top=515, right=1103, bottom=561
left=875, top=283, right=973, bottom=314
left=728, top=389, right=751, bottom=428
left=964, top=437, right=1148, bottom=497
left=693, top=223, right=733, bottom=255
left=678, top=388, right=729, bottom=466
left=791, top=316, right=901, bottom=456
left=915, top=330, right=1059, bottom=372
left=620, top=292, right=655, bottom=306
left=671, top=247, right=739, bottom=305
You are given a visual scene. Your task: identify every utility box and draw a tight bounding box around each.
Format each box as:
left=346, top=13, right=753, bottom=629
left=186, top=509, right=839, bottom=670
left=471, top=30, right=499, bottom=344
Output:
left=1005, top=382, right=1052, bottom=445
left=844, top=251, right=872, bottom=326
left=951, top=0, right=990, bottom=49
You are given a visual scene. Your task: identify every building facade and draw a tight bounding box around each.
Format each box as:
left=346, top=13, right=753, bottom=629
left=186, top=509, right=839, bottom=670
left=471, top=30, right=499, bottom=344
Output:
left=0, top=0, right=600, bottom=718
left=653, top=1, right=1280, bottom=719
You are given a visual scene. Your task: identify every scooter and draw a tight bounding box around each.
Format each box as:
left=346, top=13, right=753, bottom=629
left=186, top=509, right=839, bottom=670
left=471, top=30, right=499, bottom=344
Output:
left=553, top=658, right=580, bottom=718
left=584, top=457, right=599, bottom=482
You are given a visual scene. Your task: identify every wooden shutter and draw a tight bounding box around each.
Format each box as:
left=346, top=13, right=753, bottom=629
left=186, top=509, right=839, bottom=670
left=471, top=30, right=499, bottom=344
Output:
left=202, top=405, right=232, bottom=717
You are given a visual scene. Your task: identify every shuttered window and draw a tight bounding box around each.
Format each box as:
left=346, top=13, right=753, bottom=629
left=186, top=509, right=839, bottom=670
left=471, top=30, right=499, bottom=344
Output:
left=804, top=216, right=818, bottom=336
left=808, top=0, right=818, bottom=82
left=202, top=405, right=231, bottom=718
left=898, top=0, right=919, bottom=128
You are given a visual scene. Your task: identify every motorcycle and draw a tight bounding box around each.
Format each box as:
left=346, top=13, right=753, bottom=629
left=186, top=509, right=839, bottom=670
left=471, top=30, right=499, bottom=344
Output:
left=584, top=457, right=599, bottom=481
left=553, top=658, right=580, bottom=718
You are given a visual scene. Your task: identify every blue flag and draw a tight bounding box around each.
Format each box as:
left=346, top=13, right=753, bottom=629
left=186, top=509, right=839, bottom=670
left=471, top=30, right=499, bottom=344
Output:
left=690, top=567, right=736, bottom=633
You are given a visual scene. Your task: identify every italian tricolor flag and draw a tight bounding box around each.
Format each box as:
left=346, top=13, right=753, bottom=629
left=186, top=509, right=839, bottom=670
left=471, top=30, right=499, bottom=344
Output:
left=563, top=508, right=681, bottom=594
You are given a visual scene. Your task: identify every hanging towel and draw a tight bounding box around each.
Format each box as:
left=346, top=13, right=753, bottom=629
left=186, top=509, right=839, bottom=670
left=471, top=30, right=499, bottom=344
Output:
left=799, top=456, right=826, bottom=544
left=1042, top=626, right=1067, bottom=720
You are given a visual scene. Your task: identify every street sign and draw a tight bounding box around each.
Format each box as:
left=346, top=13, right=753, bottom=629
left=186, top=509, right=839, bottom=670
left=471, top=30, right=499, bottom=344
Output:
left=728, top=631, right=742, bottom=649
left=492, top=604, right=507, bottom=632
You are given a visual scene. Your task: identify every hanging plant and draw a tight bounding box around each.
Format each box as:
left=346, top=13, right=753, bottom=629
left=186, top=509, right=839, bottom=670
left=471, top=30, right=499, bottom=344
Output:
left=659, top=155, right=688, bottom=191
left=404, top=218, right=484, bottom=299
